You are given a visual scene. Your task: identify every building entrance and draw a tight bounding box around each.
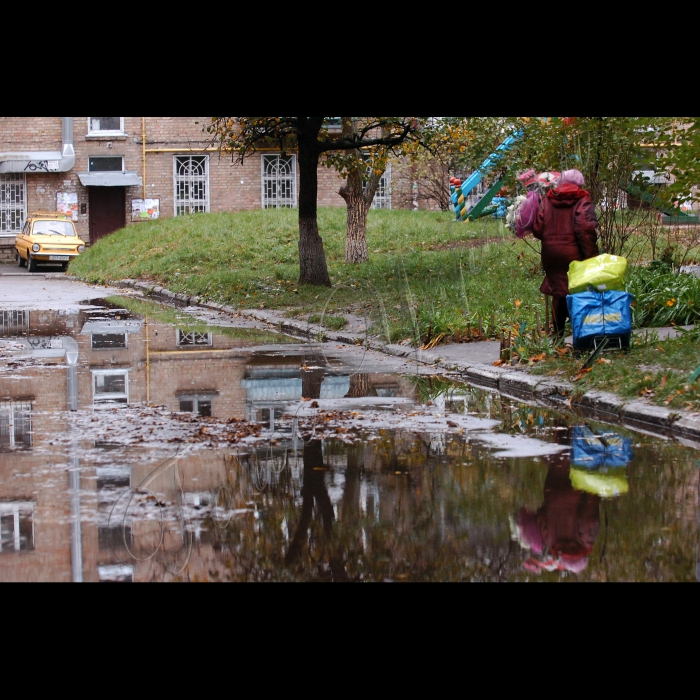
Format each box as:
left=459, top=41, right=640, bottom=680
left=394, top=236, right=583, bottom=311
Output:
left=89, top=188, right=126, bottom=244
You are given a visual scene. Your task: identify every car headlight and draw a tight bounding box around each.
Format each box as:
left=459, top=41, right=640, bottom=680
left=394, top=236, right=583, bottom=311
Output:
left=32, top=244, right=40, bottom=253
left=78, top=246, right=85, bottom=253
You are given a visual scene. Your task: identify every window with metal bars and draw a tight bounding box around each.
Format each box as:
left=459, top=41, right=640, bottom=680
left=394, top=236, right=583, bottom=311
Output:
left=368, top=164, right=392, bottom=210
left=262, top=155, right=297, bottom=209
left=174, top=156, right=210, bottom=216
left=0, top=174, right=27, bottom=237
left=177, top=330, right=213, bottom=348
left=0, top=310, right=29, bottom=338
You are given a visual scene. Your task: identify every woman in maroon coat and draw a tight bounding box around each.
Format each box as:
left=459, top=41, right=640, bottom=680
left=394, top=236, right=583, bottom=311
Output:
left=532, top=170, right=600, bottom=336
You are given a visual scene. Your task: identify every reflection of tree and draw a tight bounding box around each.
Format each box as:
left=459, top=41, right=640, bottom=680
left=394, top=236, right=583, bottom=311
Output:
left=345, top=374, right=377, bottom=399
left=285, top=441, right=349, bottom=582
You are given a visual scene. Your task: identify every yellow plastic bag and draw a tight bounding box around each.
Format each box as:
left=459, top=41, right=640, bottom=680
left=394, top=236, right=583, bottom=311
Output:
left=568, top=255, right=628, bottom=295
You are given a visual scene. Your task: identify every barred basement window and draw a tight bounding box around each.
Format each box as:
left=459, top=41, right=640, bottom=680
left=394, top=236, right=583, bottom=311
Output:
left=0, top=310, right=29, bottom=338
left=0, top=174, right=27, bottom=237
left=262, top=155, right=297, bottom=209
left=175, top=156, right=210, bottom=216
left=176, top=330, right=213, bottom=348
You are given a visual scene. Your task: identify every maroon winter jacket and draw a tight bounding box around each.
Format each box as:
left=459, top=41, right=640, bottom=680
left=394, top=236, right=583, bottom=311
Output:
left=532, top=184, right=599, bottom=298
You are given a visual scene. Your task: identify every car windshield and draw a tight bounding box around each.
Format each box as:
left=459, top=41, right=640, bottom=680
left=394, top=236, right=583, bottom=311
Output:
left=32, top=221, right=76, bottom=237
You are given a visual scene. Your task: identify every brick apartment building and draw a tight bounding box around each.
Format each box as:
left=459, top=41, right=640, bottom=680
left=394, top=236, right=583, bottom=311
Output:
left=0, top=117, right=400, bottom=263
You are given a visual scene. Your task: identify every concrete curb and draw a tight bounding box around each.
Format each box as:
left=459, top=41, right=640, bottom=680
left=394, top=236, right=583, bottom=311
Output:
left=96, top=276, right=700, bottom=445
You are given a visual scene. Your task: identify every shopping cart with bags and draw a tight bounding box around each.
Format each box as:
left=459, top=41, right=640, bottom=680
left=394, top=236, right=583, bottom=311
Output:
left=567, top=290, right=634, bottom=352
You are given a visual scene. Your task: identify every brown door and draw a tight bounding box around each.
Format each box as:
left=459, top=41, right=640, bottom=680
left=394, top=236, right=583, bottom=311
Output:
left=89, top=187, right=126, bottom=244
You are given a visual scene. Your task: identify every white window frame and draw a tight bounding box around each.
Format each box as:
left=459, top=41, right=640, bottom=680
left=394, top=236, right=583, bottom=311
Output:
left=174, top=155, right=210, bottom=216
left=87, top=117, right=126, bottom=137
left=92, top=369, right=130, bottom=405
left=0, top=174, right=27, bottom=238
left=178, top=395, right=215, bottom=417
left=0, top=401, right=32, bottom=450
left=262, top=154, right=298, bottom=209
left=0, top=502, right=35, bottom=553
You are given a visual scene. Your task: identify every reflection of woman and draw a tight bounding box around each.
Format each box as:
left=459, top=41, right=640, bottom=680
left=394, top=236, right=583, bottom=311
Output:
left=532, top=170, right=599, bottom=337
left=518, top=456, right=601, bottom=575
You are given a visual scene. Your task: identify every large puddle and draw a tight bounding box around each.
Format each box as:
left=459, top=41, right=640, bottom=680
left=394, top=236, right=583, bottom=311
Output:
left=0, top=300, right=698, bottom=583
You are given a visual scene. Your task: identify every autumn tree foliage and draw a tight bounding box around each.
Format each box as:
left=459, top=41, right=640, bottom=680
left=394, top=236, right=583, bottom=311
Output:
left=208, top=117, right=424, bottom=285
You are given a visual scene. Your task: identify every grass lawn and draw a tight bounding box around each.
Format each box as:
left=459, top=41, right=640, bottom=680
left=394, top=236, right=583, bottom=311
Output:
left=71, top=209, right=548, bottom=345
left=532, top=327, right=700, bottom=412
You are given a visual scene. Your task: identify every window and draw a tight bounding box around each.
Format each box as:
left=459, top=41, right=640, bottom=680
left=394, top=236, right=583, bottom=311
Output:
left=0, top=310, right=29, bottom=338
left=262, top=155, right=297, bottom=209
left=174, top=156, right=209, bottom=216
left=98, top=565, right=134, bottom=583
left=92, top=370, right=130, bottom=405
left=179, top=396, right=214, bottom=418
left=176, top=330, right=212, bottom=348
left=0, top=174, right=27, bottom=237
left=0, top=402, right=32, bottom=451
left=0, top=503, right=35, bottom=553
left=89, top=157, right=125, bottom=172
left=92, top=334, right=128, bottom=350
left=88, top=117, right=125, bottom=136
left=369, top=164, right=392, bottom=210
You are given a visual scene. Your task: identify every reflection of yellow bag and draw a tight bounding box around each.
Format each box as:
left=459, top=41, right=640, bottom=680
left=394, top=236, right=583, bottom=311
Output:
left=568, top=255, right=628, bottom=295
left=571, top=469, right=630, bottom=499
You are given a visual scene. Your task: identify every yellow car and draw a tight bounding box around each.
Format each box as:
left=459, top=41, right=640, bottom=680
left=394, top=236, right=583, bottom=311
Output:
left=16, top=213, right=86, bottom=273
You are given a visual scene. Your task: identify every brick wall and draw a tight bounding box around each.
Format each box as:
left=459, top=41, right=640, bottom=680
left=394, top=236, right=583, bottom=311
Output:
left=1, top=117, right=435, bottom=249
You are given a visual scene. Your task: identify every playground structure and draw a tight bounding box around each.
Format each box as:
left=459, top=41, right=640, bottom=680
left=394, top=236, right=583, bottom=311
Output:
left=451, top=125, right=700, bottom=225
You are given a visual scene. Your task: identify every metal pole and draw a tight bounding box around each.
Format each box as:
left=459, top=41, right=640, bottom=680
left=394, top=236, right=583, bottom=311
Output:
left=146, top=316, right=151, bottom=405
left=70, top=458, right=83, bottom=583
left=142, top=117, right=147, bottom=201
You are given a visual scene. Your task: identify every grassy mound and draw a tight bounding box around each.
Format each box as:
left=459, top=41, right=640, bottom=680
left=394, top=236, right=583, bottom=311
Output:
left=71, top=208, right=547, bottom=343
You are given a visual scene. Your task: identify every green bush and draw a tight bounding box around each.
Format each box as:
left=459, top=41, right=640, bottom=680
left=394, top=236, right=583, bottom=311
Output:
left=628, top=266, right=700, bottom=328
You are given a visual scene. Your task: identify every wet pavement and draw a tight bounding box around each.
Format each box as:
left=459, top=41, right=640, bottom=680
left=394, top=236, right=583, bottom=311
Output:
left=1, top=280, right=699, bottom=582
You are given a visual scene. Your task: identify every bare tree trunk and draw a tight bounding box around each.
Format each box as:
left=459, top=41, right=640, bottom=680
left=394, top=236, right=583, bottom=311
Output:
left=340, top=169, right=371, bottom=264
left=297, top=129, right=332, bottom=288
left=339, top=117, right=383, bottom=265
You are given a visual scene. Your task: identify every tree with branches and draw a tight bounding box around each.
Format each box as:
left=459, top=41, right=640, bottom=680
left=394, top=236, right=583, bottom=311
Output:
left=208, top=117, right=424, bottom=285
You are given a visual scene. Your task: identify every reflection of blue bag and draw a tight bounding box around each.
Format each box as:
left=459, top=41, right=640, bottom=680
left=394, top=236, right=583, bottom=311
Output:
left=567, top=291, right=633, bottom=351
left=571, top=427, right=634, bottom=471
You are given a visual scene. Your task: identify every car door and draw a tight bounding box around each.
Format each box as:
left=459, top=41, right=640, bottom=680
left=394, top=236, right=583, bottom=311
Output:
left=17, top=221, right=30, bottom=259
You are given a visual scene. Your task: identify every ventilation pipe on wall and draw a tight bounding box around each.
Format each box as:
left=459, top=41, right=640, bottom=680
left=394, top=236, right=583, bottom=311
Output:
left=0, top=117, right=76, bottom=174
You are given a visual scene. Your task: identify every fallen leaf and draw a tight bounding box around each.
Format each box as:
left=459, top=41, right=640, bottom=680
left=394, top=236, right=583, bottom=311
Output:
left=532, top=353, right=548, bottom=363
left=493, top=360, right=504, bottom=367
left=595, top=358, right=612, bottom=365
left=572, top=368, right=593, bottom=383
left=515, top=300, right=522, bottom=308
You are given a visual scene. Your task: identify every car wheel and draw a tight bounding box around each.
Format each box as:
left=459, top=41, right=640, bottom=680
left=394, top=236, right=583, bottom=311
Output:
left=17, top=250, right=27, bottom=268
left=27, top=254, right=38, bottom=273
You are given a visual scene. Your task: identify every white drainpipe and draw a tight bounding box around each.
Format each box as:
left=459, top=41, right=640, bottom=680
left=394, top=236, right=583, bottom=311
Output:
left=0, top=117, right=76, bottom=174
